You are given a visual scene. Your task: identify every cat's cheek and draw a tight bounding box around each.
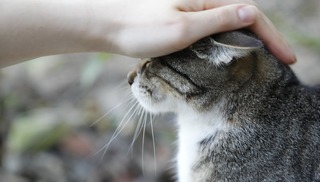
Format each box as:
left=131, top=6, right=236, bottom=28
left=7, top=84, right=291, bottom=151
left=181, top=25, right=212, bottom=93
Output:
left=131, top=83, right=149, bottom=104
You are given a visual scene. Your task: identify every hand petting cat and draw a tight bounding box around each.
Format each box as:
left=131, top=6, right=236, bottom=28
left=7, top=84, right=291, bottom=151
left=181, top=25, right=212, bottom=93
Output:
left=0, top=0, right=295, bottom=67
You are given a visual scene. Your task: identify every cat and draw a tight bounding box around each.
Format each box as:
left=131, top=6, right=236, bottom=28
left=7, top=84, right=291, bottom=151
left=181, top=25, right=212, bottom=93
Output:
left=127, top=30, right=320, bottom=182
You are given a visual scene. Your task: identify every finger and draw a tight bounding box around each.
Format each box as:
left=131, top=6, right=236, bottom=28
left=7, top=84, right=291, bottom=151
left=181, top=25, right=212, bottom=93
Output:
left=248, top=14, right=296, bottom=64
left=204, top=0, right=257, bottom=9
left=177, top=0, right=255, bottom=11
left=185, top=4, right=296, bottom=64
left=185, top=4, right=257, bottom=40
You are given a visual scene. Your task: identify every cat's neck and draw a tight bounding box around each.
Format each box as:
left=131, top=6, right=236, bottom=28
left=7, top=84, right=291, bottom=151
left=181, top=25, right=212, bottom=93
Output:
left=176, top=101, right=229, bottom=182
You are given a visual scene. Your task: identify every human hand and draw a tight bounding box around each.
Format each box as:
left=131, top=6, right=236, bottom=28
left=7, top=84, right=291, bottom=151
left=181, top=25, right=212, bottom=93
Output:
left=93, top=0, right=296, bottom=64
left=0, top=0, right=296, bottom=67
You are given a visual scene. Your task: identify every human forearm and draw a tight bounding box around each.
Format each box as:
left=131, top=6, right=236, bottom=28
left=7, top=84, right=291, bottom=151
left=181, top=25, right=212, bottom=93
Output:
left=0, top=0, right=103, bottom=67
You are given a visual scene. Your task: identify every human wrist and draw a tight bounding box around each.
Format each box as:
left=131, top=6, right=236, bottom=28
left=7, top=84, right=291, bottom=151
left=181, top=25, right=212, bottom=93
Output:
left=85, top=0, right=126, bottom=55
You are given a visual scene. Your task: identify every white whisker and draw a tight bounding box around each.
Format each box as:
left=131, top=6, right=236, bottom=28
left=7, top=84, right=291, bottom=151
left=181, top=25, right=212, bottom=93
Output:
left=147, top=97, right=157, bottom=176
left=100, top=100, right=140, bottom=157
left=90, top=77, right=160, bottom=177
left=150, top=112, right=157, bottom=175
left=141, top=109, right=147, bottom=175
left=128, top=105, right=145, bottom=153
left=91, top=100, right=139, bottom=158
left=90, top=94, right=134, bottom=127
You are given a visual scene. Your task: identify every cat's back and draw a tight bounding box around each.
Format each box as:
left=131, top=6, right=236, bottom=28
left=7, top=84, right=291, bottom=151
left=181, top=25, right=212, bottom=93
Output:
left=193, top=73, right=320, bottom=182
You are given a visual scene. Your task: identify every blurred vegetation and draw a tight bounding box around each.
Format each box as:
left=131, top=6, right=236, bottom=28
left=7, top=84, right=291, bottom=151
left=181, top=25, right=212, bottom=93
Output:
left=267, top=13, right=320, bottom=50
left=0, top=53, right=175, bottom=182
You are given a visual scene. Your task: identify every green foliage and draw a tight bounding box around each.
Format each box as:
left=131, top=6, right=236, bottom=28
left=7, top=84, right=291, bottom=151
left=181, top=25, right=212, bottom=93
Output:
left=267, top=13, right=320, bottom=51
left=8, top=113, right=70, bottom=153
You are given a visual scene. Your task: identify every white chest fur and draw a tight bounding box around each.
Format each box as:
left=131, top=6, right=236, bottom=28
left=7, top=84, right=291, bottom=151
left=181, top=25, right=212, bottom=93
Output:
left=176, top=105, right=228, bottom=182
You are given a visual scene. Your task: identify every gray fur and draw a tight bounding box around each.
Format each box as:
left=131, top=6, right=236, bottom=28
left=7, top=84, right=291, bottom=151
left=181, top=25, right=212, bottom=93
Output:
left=128, top=30, right=320, bottom=181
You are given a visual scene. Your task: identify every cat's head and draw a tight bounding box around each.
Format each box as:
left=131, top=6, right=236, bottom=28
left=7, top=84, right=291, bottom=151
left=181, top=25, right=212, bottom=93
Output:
left=128, top=31, right=264, bottom=114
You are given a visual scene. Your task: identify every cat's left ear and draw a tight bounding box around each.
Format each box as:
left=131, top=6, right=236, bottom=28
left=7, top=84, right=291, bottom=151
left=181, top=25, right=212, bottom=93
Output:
left=190, top=31, right=263, bottom=66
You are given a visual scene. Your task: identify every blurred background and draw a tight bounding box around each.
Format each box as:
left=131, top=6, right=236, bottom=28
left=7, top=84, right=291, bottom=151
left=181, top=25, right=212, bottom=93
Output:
left=0, top=1, right=320, bottom=182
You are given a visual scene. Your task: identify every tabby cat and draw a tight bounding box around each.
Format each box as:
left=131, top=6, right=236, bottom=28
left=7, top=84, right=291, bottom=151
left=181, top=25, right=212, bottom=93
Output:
left=128, top=30, right=320, bottom=182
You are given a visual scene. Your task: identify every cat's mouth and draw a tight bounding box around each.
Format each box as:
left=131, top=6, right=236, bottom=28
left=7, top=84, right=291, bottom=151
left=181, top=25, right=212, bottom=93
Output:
left=130, top=75, right=176, bottom=113
left=128, top=59, right=180, bottom=113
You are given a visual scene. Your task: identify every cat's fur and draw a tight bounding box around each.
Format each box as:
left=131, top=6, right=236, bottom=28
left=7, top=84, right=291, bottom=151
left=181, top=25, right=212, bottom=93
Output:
left=128, top=30, right=320, bottom=182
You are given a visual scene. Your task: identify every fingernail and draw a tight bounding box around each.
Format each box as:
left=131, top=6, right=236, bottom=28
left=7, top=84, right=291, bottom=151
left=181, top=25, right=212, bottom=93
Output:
left=289, top=51, right=297, bottom=63
left=283, top=41, right=297, bottom=64
left=238, top=5, right=256, bottom=23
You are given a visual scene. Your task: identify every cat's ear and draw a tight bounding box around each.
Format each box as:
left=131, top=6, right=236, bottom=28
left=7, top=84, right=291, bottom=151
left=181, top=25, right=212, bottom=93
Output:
left=190, top=31, right=263, bottom=66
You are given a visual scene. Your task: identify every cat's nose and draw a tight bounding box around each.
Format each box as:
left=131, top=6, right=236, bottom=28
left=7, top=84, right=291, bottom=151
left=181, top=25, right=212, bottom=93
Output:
left=127, top=70, right=137, bottom=86
left=128, top=59, right=151, bottom=86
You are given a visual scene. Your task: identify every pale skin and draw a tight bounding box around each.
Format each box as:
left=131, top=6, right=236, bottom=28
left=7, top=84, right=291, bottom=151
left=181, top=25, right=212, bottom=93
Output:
left=0, top=0, right=296, bottom=68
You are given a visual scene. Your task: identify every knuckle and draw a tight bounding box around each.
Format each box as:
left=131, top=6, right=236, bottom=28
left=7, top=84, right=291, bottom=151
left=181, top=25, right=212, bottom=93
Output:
left=215, top=8, right=236, bottom=28
left=168, top=15, right=191, bottom=48
left=246, top=5, right=260, bottom=19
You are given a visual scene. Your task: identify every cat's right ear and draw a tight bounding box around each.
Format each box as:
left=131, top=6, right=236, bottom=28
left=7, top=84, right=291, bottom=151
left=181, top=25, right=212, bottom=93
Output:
left=190, top=31, right=263, bottom=66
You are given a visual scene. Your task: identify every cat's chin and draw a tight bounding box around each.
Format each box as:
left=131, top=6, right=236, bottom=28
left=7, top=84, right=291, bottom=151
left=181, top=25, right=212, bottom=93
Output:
left=136, top=98, right=177, bottom=114
left=132, top=91, right=178, bottom=113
